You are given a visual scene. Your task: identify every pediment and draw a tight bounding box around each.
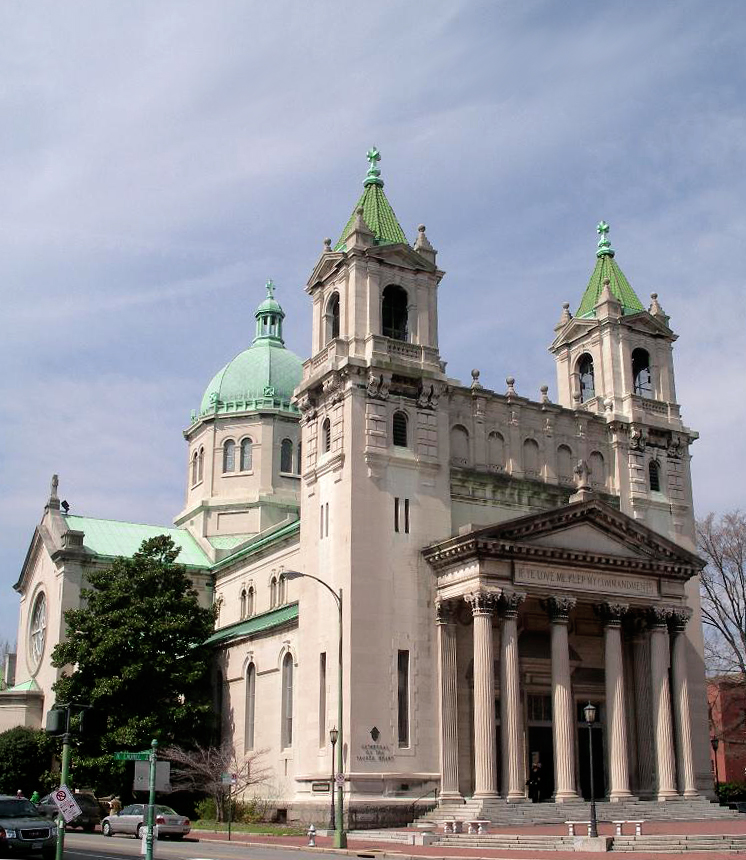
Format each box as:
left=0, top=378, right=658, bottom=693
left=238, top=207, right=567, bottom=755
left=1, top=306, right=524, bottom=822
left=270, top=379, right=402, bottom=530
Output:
left=551, top=317, right=597, bottom=349
left=306, top=252, right=345, bottom=291
left=365, top=243, right=437, bottom=272
left=529, top=523, right=649, bottom=559
left=620, top=311, right=676, bottom=340
left=14, top=528, right=53, bottom=593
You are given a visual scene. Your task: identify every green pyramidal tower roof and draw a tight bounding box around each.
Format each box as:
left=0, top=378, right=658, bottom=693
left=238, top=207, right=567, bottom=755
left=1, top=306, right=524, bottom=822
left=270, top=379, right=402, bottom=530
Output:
left=576, top=221, right=645, bottom=318
left=335, top=147, right=408, bottom=251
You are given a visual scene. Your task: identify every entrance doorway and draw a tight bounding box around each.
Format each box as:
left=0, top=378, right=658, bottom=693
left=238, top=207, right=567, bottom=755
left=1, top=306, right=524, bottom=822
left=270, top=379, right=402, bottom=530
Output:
left=527, top=694, right=554, bottom=801
left=577, top=701, right=605, bottom=800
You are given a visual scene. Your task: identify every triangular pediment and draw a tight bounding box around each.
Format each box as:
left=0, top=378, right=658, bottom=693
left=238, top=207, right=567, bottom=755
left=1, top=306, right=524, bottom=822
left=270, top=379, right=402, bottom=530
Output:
left=551, top=316, right=597, bottom=349
left=306, top=252, right=345, bottom=292
left=366, top=243, right=437, bottom=272
left=620, top=310, right=676, bottom=340
left=529, top=523, right=649, bottom=558
left=14, top=527, right=54, bottom=594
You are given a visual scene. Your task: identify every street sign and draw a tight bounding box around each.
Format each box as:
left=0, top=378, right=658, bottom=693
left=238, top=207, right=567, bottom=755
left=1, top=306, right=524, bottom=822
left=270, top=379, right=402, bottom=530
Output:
left=114, top=751, right=150, bottom=761
left=335, top=773, right=345, bottom=787
left=51, top=785, right=82, bottom=824
left=134, top=761, right=171, bottom=793
left=220, top=772, right=232, bottom=785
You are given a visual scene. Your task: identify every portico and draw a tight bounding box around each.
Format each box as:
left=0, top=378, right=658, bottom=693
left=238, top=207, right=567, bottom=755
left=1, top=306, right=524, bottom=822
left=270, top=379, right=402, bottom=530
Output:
left=424, top=498, right=704, bottom=806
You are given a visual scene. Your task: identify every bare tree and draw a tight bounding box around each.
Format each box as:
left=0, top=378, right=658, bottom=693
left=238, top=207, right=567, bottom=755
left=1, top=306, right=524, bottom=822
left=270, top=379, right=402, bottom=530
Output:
left=697, top=511, right=746, bottom=681
left=161, top=743, right=270, bottom=821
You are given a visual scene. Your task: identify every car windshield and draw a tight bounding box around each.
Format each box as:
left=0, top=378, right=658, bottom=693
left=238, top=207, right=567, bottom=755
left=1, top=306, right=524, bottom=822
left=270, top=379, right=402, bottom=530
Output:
left=0, top=799, right=40, bottom=818
left=155, top=806, right=177, bottom=815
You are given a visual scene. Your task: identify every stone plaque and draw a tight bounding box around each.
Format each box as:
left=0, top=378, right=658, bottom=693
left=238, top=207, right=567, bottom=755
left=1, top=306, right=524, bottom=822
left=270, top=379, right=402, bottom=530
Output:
left=514, top=564, right=657, bottom=597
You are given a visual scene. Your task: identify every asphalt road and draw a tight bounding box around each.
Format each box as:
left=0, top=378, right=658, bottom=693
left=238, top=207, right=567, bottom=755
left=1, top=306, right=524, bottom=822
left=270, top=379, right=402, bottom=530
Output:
left=61, top=832, right=345, bottom=860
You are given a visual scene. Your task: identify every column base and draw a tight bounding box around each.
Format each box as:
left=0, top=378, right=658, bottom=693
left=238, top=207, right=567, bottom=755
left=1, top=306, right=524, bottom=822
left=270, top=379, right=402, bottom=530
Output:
left=438, top=792, right=464, bottom=803
left=608, top=792, right=635, bottom=802
left=656, top=790, right=680, bottom=801
left=553, top=792, right=580, bottom=803
left=506, top=794, right=529, bottom=803
left=683, top=789, right=699, bottom=798
left=473, top=791, right=499, bottom=800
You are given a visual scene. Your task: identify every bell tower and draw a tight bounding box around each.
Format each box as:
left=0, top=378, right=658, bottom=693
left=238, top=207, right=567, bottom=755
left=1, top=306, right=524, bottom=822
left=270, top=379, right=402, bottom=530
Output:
left=293, top=149, right=451, bottom=793
left=550, top=223, right=698, bottom=546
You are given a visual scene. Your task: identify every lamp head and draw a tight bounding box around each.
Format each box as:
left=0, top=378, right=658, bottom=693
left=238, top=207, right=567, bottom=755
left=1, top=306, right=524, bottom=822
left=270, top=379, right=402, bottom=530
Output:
left=329, top=726, right=339, bottom=745
left=584, top=701, right=597, bottom=724
left=711, top=736, right=720, bottom=751
left=282, top=570, right=305, bottom=581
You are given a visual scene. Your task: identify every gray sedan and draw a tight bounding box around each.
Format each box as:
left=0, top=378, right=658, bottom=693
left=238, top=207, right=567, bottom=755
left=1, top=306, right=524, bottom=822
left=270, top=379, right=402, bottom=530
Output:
left=101, top=804, right=190, bottom=839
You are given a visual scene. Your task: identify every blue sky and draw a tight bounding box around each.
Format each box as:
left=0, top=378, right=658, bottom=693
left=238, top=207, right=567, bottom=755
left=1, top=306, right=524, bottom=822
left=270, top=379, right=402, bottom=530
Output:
left=2, top=0, right=745, bottom=642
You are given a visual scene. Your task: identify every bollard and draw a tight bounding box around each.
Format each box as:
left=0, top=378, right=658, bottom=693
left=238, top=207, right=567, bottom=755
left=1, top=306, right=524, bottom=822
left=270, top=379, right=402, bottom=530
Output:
left=307, top=824, right=316, bottom=847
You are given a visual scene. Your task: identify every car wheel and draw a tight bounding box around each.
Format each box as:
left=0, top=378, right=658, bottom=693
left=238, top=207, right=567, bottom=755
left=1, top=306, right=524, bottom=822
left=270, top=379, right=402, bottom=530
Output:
left=102, top=821, right=112, bottom=837
left=136, top=824, right=144, bottom=840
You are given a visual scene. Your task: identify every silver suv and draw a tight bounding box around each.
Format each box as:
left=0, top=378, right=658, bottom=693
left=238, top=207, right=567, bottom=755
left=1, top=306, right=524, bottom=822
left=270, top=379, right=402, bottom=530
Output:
left=0, top=796, right=57, bottom=859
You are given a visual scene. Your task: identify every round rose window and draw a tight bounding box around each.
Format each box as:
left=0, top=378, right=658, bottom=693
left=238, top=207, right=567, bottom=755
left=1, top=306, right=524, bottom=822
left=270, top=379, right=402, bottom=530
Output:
left=28, top=592, right=47, bottom=673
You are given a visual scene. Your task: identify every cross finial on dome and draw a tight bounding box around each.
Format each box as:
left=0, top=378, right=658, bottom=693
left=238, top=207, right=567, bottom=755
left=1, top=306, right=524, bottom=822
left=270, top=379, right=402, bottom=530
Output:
left=266, top=279, right=275, bottom=298
left=596, top=220, right=615, bottom=258
left=363, top=146, right=384, bottom=188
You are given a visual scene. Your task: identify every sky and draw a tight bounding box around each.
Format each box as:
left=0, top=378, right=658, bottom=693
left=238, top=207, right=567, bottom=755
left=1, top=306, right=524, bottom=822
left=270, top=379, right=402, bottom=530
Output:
left=2, top=0, right=745, bottom=643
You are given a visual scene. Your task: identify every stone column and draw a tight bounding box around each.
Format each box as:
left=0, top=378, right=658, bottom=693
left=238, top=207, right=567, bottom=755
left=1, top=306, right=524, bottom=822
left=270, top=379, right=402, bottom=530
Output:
left=670, top=608, right=698, bottom=797
left=436, top=600, right=462, bottom=801
left=500, top=591, right=526, bottom=801
left=649, top=607, right=678, bottom=800
left=465, top=591, right=499, bottom=798
left=546, top=596, right=578, bottom=801
left=598, top=602, right=632, bottom=800
left=631, top=620, right=654, bottom=797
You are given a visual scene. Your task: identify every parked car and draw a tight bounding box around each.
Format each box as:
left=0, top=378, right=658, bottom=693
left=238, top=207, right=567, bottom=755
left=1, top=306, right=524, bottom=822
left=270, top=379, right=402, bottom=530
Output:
left=101, top=804, right=190, bottom=840
left=0, top=794, right=57, bottom=859
left=36, top=792, right=101, bottom=832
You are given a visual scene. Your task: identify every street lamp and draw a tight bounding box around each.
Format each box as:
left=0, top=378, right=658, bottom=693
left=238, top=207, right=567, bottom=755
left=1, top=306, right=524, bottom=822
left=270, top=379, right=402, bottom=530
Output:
left=711, top=737, right=720, bottom=794
left=584, top=702, right=598, bottom=839
left=283, top=570, right=346, bottom=848
left=329, top=727, right=338, bottom=830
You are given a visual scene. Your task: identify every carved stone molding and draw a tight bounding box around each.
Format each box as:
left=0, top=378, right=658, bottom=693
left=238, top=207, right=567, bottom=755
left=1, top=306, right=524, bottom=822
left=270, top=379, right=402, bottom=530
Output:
left=544, top=595, right=576, bottom=623
left=417, top=380, right=442, bottom=410
left=499, top=591, right=526, bottom=619
left=366, top=372, right=391, bottom=400
left=464, top=591, right=499, bottom=617
left=596, top=602, right=629, bottom=628
left=435, top=599, right=457, bottom=625
left=667, top=433, right=687, bottom=459
left=668, top=606, right=693, bottom=634
left=629, top=424, right=648, bottom=452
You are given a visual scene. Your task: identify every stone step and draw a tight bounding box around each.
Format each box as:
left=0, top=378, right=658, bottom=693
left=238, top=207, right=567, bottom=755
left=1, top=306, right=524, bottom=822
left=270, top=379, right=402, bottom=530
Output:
left=613, top=834, right=746, bottom=852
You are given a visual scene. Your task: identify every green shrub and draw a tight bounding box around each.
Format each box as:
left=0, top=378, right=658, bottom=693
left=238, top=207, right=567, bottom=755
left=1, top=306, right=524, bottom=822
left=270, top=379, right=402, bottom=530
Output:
left=717, top=781, right=746, bottom=805
left=195, top=797, right=217, bottom=820
left=0, top=727, right=55, bottom=796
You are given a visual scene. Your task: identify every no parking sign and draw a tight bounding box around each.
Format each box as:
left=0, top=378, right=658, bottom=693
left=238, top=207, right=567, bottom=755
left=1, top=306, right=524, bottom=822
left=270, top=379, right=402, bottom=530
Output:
left=51, top=786, right=82, bottom=824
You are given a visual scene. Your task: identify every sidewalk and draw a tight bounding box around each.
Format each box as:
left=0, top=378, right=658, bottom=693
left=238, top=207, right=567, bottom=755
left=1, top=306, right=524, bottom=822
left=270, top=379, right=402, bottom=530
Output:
left=192, top=817, right=746, bottom=859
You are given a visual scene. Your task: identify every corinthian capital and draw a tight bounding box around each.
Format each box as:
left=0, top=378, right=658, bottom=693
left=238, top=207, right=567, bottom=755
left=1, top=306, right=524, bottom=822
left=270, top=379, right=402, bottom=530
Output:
left=435, top=599, right=457, bottom=625
left=464, top=590, right=499, bottom=617
left=668, top=606, right=693, bottom=634
left=545, top=596, right=576, bottom=623
left=596, top=602, right=629, bottom=628
left=648, top=605, right=674, bottom=629
left=499, top=591, right=526, bottom=620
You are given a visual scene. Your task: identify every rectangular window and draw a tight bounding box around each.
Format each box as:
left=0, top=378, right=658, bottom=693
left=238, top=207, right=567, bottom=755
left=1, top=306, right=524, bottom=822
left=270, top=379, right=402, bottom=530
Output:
left=404, top=498, right=410, bottom=534
left=397, top=649, right=410, bottom=747
left=319, top=653, right=327, bottom=747
left=394, top=498, right=400, bottom=533
left=325, top=502, right=329, bottom=537
left=320, top=504, right=324, bottom=539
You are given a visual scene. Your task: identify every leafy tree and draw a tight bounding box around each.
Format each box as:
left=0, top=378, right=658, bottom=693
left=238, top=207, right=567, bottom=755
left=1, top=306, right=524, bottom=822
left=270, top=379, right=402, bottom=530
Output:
left=0, top=726, right=56, bottom=795
left=161, top=742, right=270, bottom=822
left=51, top=536, right=217, bottom=762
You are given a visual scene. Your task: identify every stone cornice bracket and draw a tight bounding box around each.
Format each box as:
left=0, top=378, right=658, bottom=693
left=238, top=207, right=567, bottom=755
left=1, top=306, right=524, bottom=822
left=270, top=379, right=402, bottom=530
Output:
left=596, top=601, right=629, bottom=628
left=464, top=590, right=500, bottom=617
left=498, top=590, right=526, bottom=620
left=296, top=393, right=318, bottom=423
left=322, top=370, right=345, bottom=404
left=668, top=606, right=693, bottom=634
left=648, top=605, right=674, bottom=629
left=544, top=595, right=576, bottom=624
left=417, top=380, right=443, bottom=410
left=667, top=433, right=687, bottom=459
left=367, top=371, right=391, bottom=400
left=435, top=599, right=457, bottom=625
left=629, top=424, right=648, bottom=452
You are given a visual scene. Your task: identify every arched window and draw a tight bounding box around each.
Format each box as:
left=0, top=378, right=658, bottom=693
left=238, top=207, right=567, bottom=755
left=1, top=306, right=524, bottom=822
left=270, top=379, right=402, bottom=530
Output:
left=649, top=460, right=661, bottom=492
left=296, top=441, right=303, bottom=474
left=278, top=574, right=286, bottom=605
left=632, top=348, right=653, bottom=398
left=280, top=438, right=293, bottom=473
left=326, top=292, right=340, bottom=342
left=557, top=444, right=573, bottom=484
left=382, top=284, right=408, bottom=341
left=487, top=431, right=505, bottom=471
left=392, top=411, right=408, bottom=447
left=589, top=451, right=606, bottom=487
left=450, top=425, right=469, bottom=464
left=270, top=576, right=278, bottom=608
left=240, top=438, right=253, bottom=471
left=281, top=653, right=294, bottom=748
left=191, top=452, right=199, bottom=486
left=223, top=440, right=235, bottom=473
left=245, top=663, right=256, bottom=751
left=198, top=447, right=204, bottom=482
left=247, top=586, right=255, bottom=617
left=29, top=592, right=47, bottom=670
left=240, top=589, right=247, bottom=620
left=578, top=353, right=595, bottom=402
left=322, top=418, right=331, bottom=454
left=523, top=438, right=540, bottom=476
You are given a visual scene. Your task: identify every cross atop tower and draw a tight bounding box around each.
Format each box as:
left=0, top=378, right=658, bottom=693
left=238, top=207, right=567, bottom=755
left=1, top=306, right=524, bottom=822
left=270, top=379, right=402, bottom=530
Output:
left=266, top=278, right=275, bottom=299
left=596, top=220, right=614, bottom=258
left=364, top=146, right=384, bottom=188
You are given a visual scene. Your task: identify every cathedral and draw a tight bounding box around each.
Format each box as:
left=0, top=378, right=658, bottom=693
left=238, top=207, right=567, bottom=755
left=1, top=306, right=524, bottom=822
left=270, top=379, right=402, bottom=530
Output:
left=2, top=149, right=714, bottom=826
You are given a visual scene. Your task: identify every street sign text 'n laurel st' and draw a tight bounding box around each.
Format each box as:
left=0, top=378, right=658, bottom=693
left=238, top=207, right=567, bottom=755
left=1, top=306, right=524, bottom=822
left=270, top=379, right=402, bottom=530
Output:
left=113, top=751, right=150, bottom=761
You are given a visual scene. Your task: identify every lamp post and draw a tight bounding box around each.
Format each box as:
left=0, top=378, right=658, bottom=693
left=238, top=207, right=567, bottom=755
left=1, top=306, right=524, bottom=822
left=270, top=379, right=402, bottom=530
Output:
left=329, top=727, right=338, bottom=830
left=711, top=737, right=720, bottom=794
left=283, top=570, right=346, bottom=848
left=584, top=702, right=598, bottom=839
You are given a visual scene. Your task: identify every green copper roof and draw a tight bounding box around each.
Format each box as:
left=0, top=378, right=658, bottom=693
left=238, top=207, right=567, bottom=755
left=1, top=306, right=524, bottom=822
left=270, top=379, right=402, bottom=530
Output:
left=575, top=222, right=645, bottom=318
left=6, top=678, right=41, bottom=692
left=335, top=148, right=408, bottom=251
left=198, top=283, right=302, bottom=419
left=205, top=601, right=299, bottom=646
left=63, top=515, right=212, bottom=568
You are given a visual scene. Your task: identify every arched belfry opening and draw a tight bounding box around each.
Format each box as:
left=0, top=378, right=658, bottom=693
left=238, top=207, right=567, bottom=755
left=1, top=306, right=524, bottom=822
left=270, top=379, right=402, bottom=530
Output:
left=577, top=353, right=595, bottom=402
left=326, top=292, right=340, bottom=342
left=632, top=348, right=653, bottom=398
left=382, top=284, right=408, bottom=342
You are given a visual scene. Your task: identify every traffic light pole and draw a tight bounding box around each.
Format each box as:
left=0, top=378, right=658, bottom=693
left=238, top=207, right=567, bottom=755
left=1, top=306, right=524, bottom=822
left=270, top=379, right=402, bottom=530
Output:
left=55, top=709, right=72, bottom=860
left=145, top=739, right=158, bottom=860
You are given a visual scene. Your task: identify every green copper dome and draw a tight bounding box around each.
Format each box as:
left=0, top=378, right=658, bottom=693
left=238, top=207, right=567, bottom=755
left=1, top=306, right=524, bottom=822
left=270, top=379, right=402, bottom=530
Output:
left=575, top=222, right=645, bottom=318
left=197, top=281, right=303, bottom=419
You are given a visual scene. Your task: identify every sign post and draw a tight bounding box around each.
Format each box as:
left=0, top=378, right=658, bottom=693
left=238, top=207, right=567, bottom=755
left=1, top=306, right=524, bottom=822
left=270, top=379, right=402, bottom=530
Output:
left=145, top=739, right=158, bottom=860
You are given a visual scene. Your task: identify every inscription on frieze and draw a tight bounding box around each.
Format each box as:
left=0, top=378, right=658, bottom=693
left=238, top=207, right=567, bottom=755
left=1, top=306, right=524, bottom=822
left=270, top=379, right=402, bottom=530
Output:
left=514, top=564, right=657, bottom=597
